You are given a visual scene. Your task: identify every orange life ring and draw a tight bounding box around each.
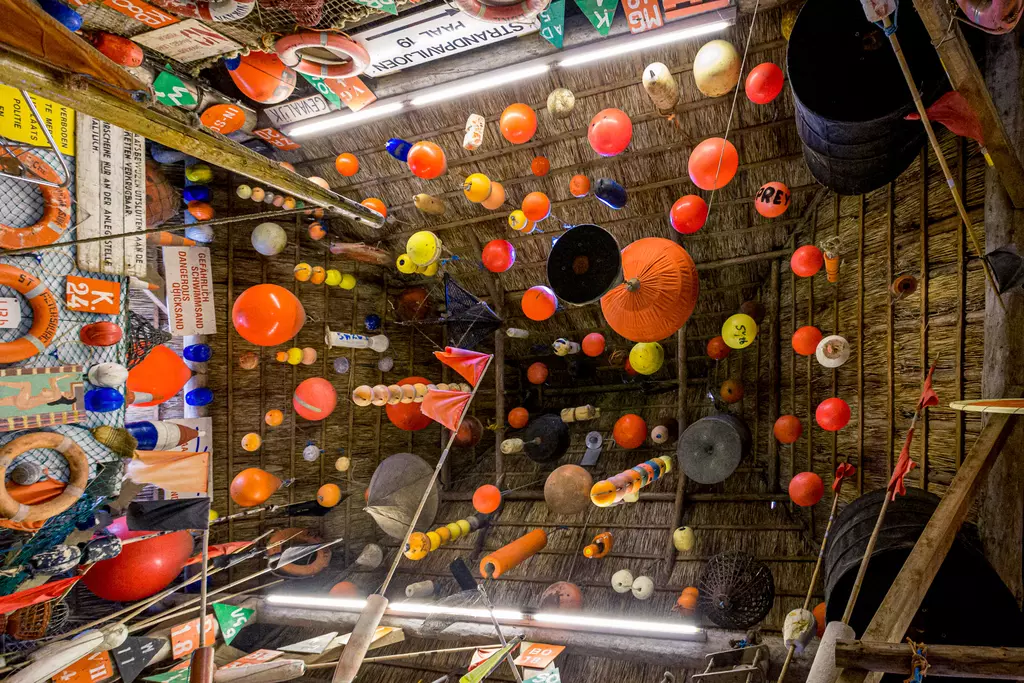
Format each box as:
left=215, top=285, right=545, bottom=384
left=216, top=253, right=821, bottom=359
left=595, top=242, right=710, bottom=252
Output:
left=267, top=527, right=331, bottom=577
left=453, top=0, right=549, bottom=23
left=0, top=264, right=58, bottom=363
left=0, top=149, right=71, bottom=250
left=0, top=432, right=88, bottom=524
left=275, top=33, right=370, bottom=79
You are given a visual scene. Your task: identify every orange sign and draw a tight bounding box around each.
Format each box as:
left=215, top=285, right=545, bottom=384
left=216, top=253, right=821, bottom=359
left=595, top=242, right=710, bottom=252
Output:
left=65, top=276, right=121, bottom=314
left=252, top=128, right=301, bottom=151
left=199, top=104, right=246, bottom=134
left=220, top=650, right=283, bottom=670
left=624, top=0, right=664, bottom=33
left=327, top=77, right=377, bottom=112
left=52, top=651, right=114, bottom=683
left=101, top=0, right=179, bottom=27
left=662, top=0, right=730, bottom=21
left=513, top=643, right=565, bottom=670
left=170, top=614, right=216, bottom=660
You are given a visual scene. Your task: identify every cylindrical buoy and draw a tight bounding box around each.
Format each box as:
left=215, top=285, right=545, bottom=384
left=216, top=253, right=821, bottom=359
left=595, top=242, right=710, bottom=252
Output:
left=805, top=621, right=855, bottom=683
left=405, top=580, right=435, bottom=599
left=642, top=62, right=680, bottom=113
left=479, top=529, right=547, bottom=579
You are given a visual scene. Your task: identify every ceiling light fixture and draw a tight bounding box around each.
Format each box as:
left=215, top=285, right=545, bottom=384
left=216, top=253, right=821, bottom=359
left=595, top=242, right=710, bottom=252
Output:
left=411, top=64, right=552, bottom=106
left=288, top=101, right=406, bottom=138
left=558, top=18, right=733, bottom=68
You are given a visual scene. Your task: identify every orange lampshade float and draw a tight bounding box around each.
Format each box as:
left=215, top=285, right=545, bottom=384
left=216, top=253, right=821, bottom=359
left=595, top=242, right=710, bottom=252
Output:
left=522, top=285, right=557, bottom=321
left=508, top=407, right=529, bottom=428
left=613, top=414, right=647, bottom=449
left=688, top=137, right=738, bottom=190
left=232, top=284, right=306, bottom=346
left=386, top=377, right=433, bottom=431
left=792, top=326, right=823, bottom=356
left=293, top=377, right=337, bottom=421
left=407, top=141, right=447, bottom=179
left=230, top=467, right=283, bottom=507
left=582, top=333, right=605, bottom=357
left=527, top=362, right=548, bottom=385
left=227, top=51, right=296, bottom=105
left=601, top=238, right=699, bottom=343
left=127, top=344, right=191, bottom=406
left=500, top=103, right=537, bottom=144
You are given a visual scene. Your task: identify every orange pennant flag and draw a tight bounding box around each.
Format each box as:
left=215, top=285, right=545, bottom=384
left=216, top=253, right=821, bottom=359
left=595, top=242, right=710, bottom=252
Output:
left=421, top=389, right=472, bottom=431
left=127, top=451, right=209, bottom=494
left=433, top=347, right=492, bottom=387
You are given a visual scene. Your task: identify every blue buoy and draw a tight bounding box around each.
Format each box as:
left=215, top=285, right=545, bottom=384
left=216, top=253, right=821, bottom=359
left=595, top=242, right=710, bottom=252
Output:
left=595, top=178, right=628, bottom=210
left=183, top=186, right=210, bottom=203
left=85, top=388, right=124, bottom=412
left=364, top=314, right=381, bottom=331
left=223, top=55, right=241, bottom=71
left=183, top=343, right=213, bottom=362
left=37, top=0, right=83, bottom=30
left=386, top=138, right=412, bottom=162
left=149, top=143, right=188, bottom=164
left=186, top=387, right=214, bottom=406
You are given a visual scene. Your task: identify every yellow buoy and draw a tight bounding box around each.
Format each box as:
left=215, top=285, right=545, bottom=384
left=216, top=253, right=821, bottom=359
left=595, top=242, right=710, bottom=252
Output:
left=508, top=210, right=534, bottom=232
left=340, top=273, right=357, bottom=289
left=241, top=432, right=261, bottom=451
left=629, top=342, right=665, bottom=375
left=294, top=263, right=312, bottom=281
left=407, top=231, right=442, bottom=266
left=325, top=269, right=342, bottom=286
left=463, top=173, right=492, bottom=203
left=396, top=254, right=417, bottom=274
left=693, top=40, right=741, bottom=97
left=673, top=526, right=696, bottom=552
left=286, top=347, right=303, bottom=365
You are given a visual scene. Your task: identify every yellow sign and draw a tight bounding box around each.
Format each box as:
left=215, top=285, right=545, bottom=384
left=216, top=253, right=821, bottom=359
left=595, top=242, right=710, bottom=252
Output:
left=0, top=85, right=75, bottom=155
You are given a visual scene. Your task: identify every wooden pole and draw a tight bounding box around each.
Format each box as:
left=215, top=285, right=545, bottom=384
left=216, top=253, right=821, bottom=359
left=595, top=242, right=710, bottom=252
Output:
left=666, top=324, right=689, bottom=568
left=769, top=260, right=780, bottom=490
left=0, top=49, right=383, bottom=227
left=835, top=640, right=1024, bottom=679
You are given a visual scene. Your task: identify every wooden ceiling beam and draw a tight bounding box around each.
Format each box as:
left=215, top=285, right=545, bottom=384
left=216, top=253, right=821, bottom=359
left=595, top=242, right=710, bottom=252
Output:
left=911, top=0, right=1024, bottom=207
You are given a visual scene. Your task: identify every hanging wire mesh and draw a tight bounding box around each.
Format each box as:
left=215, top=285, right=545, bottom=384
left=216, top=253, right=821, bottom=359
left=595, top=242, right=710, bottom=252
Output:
left=442, top=274, right=502, bottom=350
left=126, top=310, right=172, bottom=369
left=697, top=551, right=775, bottom=629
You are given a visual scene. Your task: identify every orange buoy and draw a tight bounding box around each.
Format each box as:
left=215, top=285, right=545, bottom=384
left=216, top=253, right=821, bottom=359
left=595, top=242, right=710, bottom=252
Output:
left=527, top=362, right=548, bottom=385
left=335, top=153, right=359, bottom=177
left=773, top=415, right=802, bottom=444
left=720, top=378, right=743, bottom=403
left=789, top=472, right=824, bottom=507
left=227, top=51, right=296, bottom=105
left=480, top=528, right=547, bottom=578
left=613, top=414, right=647, bottom=449
left=688, top=137, right=738, bottom=190
left=531, top=156, right=550, bottom=176
left=792, top=326, right=823, bottom=356
left=522, top=286, right=557, bottom=321
left=508, top=407, right=529, bottom=428
left=361, top=197, right=386, bottom=218
left=570, top=174, right=591, bottom=197
left=230, top=468, right=282, bottom=507
left=472, top=484, right=502, bottom=514
left=707, top=336, right=730, bottom=360
left=499, top=103, right=538, bottom=144
left=581, top=333, right=605, bottom=357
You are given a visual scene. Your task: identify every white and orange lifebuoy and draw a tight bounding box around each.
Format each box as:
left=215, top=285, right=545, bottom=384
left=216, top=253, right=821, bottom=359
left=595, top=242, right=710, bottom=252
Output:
left=147, top=0, right=255, bottom=21
left=453, top=0, right=549, bottom=23
left=274, top=32, right=371, bottom=79
left=0, top=150, right=71, bottom=250
left=268, top=528, right=331, bottom=577
left=0, top=432, right=88, bottom=524
left=0, top=264, right=58, bottom=364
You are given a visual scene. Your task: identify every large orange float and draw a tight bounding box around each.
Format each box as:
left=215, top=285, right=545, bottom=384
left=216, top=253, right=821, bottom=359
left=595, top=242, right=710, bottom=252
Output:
left=0, top=149, right=71, bottom=249
left=275, top=33, right=371, bottom=79
left=0, top=264, right=58, bottom=363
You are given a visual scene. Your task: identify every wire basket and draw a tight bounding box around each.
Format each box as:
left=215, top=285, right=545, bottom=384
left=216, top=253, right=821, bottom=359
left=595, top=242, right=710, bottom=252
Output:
left=697, top=551, right=775, bottom=629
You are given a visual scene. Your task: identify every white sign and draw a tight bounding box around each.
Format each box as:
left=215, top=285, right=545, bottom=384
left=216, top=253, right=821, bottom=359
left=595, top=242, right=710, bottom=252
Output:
left=75, top=114, right=147, bottom=277
left=352, top=5, right=539, bottom=78
left=163, top=246, right=217, bottom=336
left=133, top=19, right=241, bottom=62
left=264, top=94, right=332, bottom=127
left=0, top=298, right=21, bottom=329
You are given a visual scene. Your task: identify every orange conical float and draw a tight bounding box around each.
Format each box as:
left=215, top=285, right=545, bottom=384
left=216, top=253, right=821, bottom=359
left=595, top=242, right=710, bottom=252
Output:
left=601, top=238, right=699, bottom=342
left=127, top=345, right=191, bottom=407
left=228, top=51, right=296, bottom=105
left=230, top=467, right=283, bottom=507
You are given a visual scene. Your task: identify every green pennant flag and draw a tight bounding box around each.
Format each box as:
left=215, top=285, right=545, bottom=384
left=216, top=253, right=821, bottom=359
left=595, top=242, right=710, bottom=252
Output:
left=575, top=0, right=617, bottom=35
left=526, top=668, right=561, bottom=683
left=460, top=638, right=521, bottom=683
left=351, top=0, right=397, bottom=15
left=153, top=68, right=196, bottom=107
left=539, top=0, right=565, bottom=49
left=212, top=603, right=255, bottom=646
left=143, top=669, right=190, bottom=683
left=300, top=73, right=343, bottom=110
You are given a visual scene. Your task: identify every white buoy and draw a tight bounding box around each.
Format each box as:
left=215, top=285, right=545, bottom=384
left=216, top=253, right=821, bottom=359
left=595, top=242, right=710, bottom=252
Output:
left=405, top=580, right=434, bottom=599
left=325, top=329, right=390, bottom=352
left=806, top=621, right=855, bottom=683
left=214, top=659, right=306, bottom=682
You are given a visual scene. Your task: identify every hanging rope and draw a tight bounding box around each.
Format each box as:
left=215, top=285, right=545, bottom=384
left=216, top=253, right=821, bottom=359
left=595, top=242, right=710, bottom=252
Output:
left=904, top=638, right=930, bottom=683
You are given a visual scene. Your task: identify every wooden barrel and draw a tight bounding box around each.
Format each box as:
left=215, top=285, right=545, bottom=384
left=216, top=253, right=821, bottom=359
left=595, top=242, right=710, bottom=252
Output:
left=824, top=488, right=1024, bottom=680
left=787, top=0, right=948, bottom=195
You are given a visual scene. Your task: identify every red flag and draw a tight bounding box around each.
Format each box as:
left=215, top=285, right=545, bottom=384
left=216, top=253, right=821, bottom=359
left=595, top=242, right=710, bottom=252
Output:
left=185, top=541, right=253, bottom=566
left=434, top=347, right=492, bottom=387
left=888, top=427, right=918, bottom=500
left=833, top=463, right=856, bottom=492
left=421, top=389, right=472, bottom=431
left=0, top=576, right=79, bottom=615
left=917, top=364, right=939, bottom=412
left=906, top=91, right=984, bottom=145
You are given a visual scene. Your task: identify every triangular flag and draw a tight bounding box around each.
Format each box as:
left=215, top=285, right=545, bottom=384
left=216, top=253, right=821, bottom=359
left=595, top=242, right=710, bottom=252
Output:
left=575, top=0, right=617, bottom=35
left=52, top=651, right=114, bottom=683
left=153, top=69, right=196, bottom=107
left=351, top=0, right=397, bottom=14
left=539, top=0, right=565, bottom=48
left=280, top=631, right=339, bottom=654
left=299, top=73, right=343, bottom=110
left=421, top=389, right=472, bottom=431
left=127, top=498, right=210, bottom=531
left=112, top=637, right=163, bottom=683
left=0, top=576, right=79, bottom=615
left=185, top=541, right=253, bottom=566
left=142, top=668, right=190, bottom=683
left=434, top=347, right=492, bottom=386
left=212, top=603, right=255, bottom=646
left=459, top=638, right=520, bottom=683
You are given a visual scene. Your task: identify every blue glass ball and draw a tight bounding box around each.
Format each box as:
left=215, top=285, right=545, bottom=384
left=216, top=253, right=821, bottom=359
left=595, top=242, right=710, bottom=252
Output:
left=186, top=387, right=214, bottom=406
left=183, top=343, right=213, bottom=362
left=85, top=388, right=124, bottom=412
left=386, top=138, right=411, bottom=162
left=365, top=314, right=382, bottom=331
left=183, top=186, right=211, bottom=203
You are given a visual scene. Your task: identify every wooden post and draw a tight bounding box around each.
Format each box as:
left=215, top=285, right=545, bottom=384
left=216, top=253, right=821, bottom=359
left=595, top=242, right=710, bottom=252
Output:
left=857, top=194, right=865, bottom=496
left=768, top=260, right=780, bottom=491
left=667, top=325, right=689, bottom=567
left=835, top=641, right=1024, bottom=680
left=918, top=149, right=929, bottom=491
left=835, top=408, right=1021, bottom=683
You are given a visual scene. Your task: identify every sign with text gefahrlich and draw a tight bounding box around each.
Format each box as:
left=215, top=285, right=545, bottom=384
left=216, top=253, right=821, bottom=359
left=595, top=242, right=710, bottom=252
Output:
left=352, top=5, right=539, bottom=78
left=163, top=246, right=217, bottom=336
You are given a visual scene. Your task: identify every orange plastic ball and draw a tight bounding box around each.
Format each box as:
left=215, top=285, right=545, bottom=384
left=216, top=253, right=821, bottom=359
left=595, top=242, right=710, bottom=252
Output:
left=531, top=156, right=550, bottom=176
left=522, top=192, right=551, bottom=222
left=279, top=161, right=295, bottom=172
left=688, top=137, right=738, bottom=190
left=232, top=284, right=306, bottom=346
left=187, top=200, right=214, bottom=221
left=792, top=326, right=823, bottom=356
left=473, top=484, right=502, bottom=514
left=570, top=174, right=591, bottom=198
left=754, top=181, right=791, bottom=218
left=707, top=336, right=730, bottom=360
left=508, top=407, right=529, bottom=429
left=791, top=245, right=824, bottom=277
left=407, top=141, right=447, bottom=179
left=386, top=377, right=433, bottom=431
left=329, top=580, right=361, bottom=597
left=293, top=377, right=337, bottom=421
left=789, top=472, right=824, bottom=507
left=773, top=415, right=803, bottom=444
left=317, top=482, right=343, bottom=507
left=813, top=602, right=826, bottom=637
left=613, top=414, right=647, bottom=449
left=500, top=103, right=538, bottom=144
left=816, top=397, right=851, bottom=431
left=361, top=197, right=387, bottom=218
left=522, top=285, right=557, bottom=321
left=527, top=362, right=549, bottom=385
left=308, top=222, right=326, bottom=240
left=670, top=195, right=709, bottom=234
left=720, top=378, right=743, bottom=403
left=745, top=63, right=785, bottom=105
left=581, top=333, right=605, bottom=357
left=230, top=468, right=281, bottom=507
left=265, top=409, right=284, bottom=427
left=335, top=153, right=359, bottom=177
left=588, top=108, right=633, bottom=157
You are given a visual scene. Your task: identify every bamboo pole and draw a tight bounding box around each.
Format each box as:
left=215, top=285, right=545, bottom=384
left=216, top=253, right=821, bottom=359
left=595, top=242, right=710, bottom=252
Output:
left=666, top=324, right=688, bottom=569
left=919, top=147, right=929, bottom=491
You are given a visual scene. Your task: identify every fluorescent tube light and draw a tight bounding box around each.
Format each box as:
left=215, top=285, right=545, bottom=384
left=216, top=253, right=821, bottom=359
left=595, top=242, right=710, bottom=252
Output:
left=559, top=19, right=732, bottom=68
left=411, top=64, right=551, bottom=106
left=288, top=102, right=406, bottom=138
left=532, top=612, right=701, bottom=635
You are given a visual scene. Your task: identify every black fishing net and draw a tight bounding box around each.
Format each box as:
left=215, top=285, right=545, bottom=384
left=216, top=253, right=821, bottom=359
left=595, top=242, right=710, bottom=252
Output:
left=442, top=274, right=502, bottom=350
left=697, top=551, right=775, bottom=629
left=126, top=311, right=172, bottom=370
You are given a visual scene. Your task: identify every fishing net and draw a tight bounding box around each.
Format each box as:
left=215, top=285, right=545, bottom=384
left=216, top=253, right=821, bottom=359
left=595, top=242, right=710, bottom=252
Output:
left=442, top=275, right=502, bottom=350
left=364, top=453, right=439, bottom=539
left=697, top=551, right=775, bottom=630
left=126, top=310, right=172, bottom=370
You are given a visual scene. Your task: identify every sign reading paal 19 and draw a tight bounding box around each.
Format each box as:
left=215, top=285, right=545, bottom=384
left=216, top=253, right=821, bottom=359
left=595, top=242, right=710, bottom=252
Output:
left=352, top=5, right=539, bottom=78
left=163, top=246, right=217, bottom=336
